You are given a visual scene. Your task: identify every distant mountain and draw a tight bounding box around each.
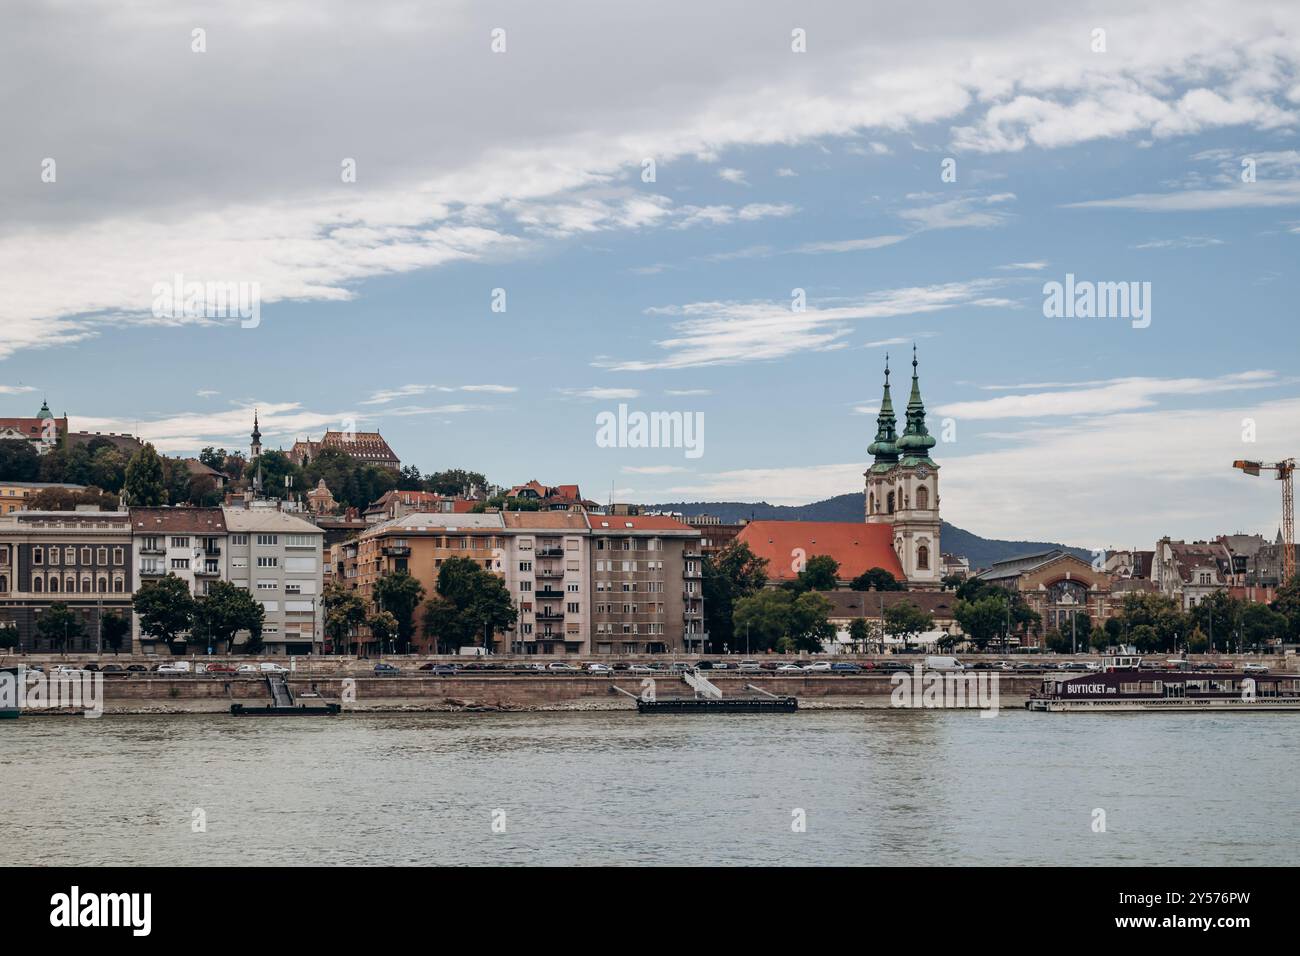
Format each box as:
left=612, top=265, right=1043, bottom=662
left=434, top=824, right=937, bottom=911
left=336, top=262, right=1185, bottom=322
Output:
left=646, top=492, right=1091, bottom=571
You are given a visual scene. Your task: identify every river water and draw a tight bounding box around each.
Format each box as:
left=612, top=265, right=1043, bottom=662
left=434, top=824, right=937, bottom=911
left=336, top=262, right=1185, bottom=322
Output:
left=2, top=711, right=1295, bottom=866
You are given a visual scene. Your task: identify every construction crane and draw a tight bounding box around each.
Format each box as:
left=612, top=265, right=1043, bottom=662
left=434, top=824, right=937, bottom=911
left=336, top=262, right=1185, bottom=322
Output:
left=1232, top=457, right=1296, bottom=585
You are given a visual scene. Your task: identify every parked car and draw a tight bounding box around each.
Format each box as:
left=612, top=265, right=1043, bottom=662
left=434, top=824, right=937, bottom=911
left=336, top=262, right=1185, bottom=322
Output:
left=923, top=655, right=964, bottom=672
left=737, top=660, right=762, bottom=672
left=430, top=664, right=460, bottom=675
left=1243, top=662, right=1270, bottom=675
left=236, top=663, right=260, bottom=673
left=585, top=663, right=612, bottom=674
left=776, top=664, right=804, bottom=672
left=695, top=660, right=716, bottom=670
left=804, top=661, right=833, bottom=672
left=668, top=661, right=693, bottom=672
left=711, top=661, right=733, bottom=670
left=259, top=662, right=289, bottom=673
left=830, top=662, right=863, bottom=673
left=53, top=665, right=89, bottom=675
left=156, top=663, right=190, bottom=675
left=101, top=664, right=124, bottom=673
left=125, top=664, right=147, bottom=672
left=82, top=663, right=100, bottom=672
left=546, top=662, right=579, bottom=672
left=628, top=663, right=655, bottom=673
left=373, top=662, right=401, bottom=676
left=202, top=663, right=238, bottom=675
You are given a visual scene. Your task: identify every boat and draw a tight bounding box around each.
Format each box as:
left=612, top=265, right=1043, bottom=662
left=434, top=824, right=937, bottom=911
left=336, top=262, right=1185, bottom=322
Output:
left=636, top=696, right=798, bottom=713
left=0, top=666, right=20, bottom=719
left=230, top=674, right=342, bottom=716
left=1026, top=655, right=1300, bottom=712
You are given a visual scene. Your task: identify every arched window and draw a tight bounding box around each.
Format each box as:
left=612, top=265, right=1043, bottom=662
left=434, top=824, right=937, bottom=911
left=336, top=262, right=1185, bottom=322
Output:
left=81, top=576, right=92, bottom=594
left=886, top=491, right=895, bottom=514
left=66, top=576, right=76, bottom=593
left=917, top=545, right=930, bottom=570
left=916, top=486, right=929, bottom=510
left=868, top=493, right=875, bottom=515
left=113, top=576, right=124, bottom=593
left=48, top=576, right=58, bottom=593
left=0, top=575, right=7, bottom=593
left=98, top=577, right=108, bottom=593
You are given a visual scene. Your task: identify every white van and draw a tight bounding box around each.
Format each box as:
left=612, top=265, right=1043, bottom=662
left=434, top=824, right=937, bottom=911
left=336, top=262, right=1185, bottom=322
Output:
left=259, top=662, right=289, bottom=673
left=156, top=661, right=191, bottom=674
left=924, top=655, right=964, bottom=672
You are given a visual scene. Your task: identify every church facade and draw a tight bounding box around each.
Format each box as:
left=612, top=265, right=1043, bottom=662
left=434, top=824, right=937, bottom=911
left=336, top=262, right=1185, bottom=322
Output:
left=865, top=348, right=941, bottom=588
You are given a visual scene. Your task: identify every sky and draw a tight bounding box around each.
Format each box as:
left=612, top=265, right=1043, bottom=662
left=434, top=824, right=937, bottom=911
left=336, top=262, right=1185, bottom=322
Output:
left=2, top=0, right=1298, bottom=551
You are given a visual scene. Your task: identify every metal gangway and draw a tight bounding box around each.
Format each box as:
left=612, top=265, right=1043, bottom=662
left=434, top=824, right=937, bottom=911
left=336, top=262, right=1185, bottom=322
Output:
left=266, top=675, right=294, bottom=707
left=682, top=668, right=722, bottom=699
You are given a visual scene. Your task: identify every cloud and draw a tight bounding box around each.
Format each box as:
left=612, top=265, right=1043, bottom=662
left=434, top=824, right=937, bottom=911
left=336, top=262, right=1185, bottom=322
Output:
left=195, top=389, right=220, bottom=398
left=899, top=192, right=1017, bottom=230
left=664, top=388, right=712, bottom=396
left=1132, top=236, right=1225, bottom=249
left=996, top=261, right=1049, bottom=270
left=937, top=371, right=1280, bottom=419
left=622, top=465, right=689, bottom=474
left=796, top=235, right=909, bottom=254
left=362, top=383, right=516, bottom=405
left=718, top=168, right=749, bottom=185
left=558, top=387, right=641, bottom=400
left=600, top=280, right=1009, bottom=371
left=775, top=167, right=798, bottom=177
left=674, top=203, right=797, bottom=229
left=0, top=385, right=37, bottom=395
left=75, top=402, right=355, bottom=454
left=1066, top=181, right=1300, bottom=212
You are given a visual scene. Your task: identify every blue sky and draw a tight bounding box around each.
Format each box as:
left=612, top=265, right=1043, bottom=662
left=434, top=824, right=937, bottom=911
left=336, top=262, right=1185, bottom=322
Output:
left=2, top=0, right=1298, bottom=548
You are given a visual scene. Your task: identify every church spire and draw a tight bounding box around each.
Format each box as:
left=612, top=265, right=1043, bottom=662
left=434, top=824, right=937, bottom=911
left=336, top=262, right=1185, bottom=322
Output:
left=867, top=354, right=899, bottom=469
left=250, top=409, right=263, bottom=461
left=896, top=344, right=936, bottom=463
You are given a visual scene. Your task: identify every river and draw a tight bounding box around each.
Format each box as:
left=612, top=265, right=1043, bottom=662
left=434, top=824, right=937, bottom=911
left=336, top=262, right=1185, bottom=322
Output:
left=3, top=710, right=1295, bottom=866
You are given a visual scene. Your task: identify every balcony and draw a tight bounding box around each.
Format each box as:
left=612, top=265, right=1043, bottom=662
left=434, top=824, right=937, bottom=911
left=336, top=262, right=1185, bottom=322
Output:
left=202, top=546, right=222, bottom=558
left=140, top=546, right=164, bottom=556
left=537, top=547, right=565, bottom=558
left=536, top=568, right=564, bottom=579
left=536, top=610, right=565, bottom=622
left=381, top=546, right=411, bottom=557
left=139, top=566, right=164, bottom=577
left=683, top=568, right=701, bottom=579
left=535, top=589, right=564, bottom=601
left=196, top=566, right=221, bottom=577
left=683, top=550, right=702, bottom=559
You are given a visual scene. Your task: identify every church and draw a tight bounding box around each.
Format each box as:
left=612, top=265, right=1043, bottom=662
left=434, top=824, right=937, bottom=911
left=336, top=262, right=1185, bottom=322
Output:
left=735, top=346, right=941, bottom=589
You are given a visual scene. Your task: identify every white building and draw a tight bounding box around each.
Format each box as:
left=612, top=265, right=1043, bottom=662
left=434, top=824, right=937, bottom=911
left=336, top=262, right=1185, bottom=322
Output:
left=223, top=504, right=324, bottom=655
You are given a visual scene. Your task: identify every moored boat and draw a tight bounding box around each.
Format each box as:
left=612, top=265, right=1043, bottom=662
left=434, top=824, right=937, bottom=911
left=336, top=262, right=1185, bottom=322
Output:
left=1026, top=656, right=1300, bottom=712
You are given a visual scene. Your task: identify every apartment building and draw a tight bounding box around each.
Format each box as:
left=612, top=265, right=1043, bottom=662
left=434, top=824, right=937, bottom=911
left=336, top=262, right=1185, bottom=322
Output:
left=130, top=507, right=228, bottom=652
left=223, top=504, right=325, bottom=655
left=501, top=512, right=589, bottom=654
left=0, top=481, right=87, bottom=514
left=0, top=510, right=133, bottom=652
left=588, top=515, right=703, bottom=655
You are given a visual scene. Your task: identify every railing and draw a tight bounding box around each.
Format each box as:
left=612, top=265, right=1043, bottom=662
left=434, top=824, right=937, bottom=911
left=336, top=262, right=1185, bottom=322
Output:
left=535, top=589, right=564, bottom=600
left=682, top=668, right=722, bottom=699
left=138, top=566, right=164, bottom=576
left=537, top=548, right=564, bottom=558
left=536, top=610, right=564, bottom=622
left=381, top=546, right=411, bottom=557
left=536, top=568, right=564, bottom=578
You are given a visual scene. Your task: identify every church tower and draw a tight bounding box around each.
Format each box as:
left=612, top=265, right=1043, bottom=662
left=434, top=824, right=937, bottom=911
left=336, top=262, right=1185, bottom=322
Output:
left=864, top=348, right=941, bottom=588
left=250, top=410, right=262, bottom=461
left=892, top=346, right=940, bottom=587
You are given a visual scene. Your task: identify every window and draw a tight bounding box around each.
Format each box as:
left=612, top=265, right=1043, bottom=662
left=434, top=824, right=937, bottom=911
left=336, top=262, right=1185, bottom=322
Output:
left=256, top=580, right=278, bottom=591
left=519, top=581, right=532, bottom=592
left=567, top=602, right=580, bottom=613
left=96, top=547, right=107, bottom=565
left=285, top=534, right=315, bottom=548
left=567, top=583, right=579, bottom=593
left=917, top=545, right=930, bottom=570
left=916, top=486, right=929, bottom=510
left=887, top=491, right=895, bottom=514
left=81, top=547, right=92, bottom=565
left=32, top=547, right=42, bottom=564
left=257, top=556, right=279, bottom=568
left=519, top=561, right=532, bottom=572
left=113, top=547, right=124, bottom=565
left=171, top=537, right=190, bottom=549
left=231, top=534, right=248, bottom=546
left=171, top=558, right=190, bottom=570
left=98, top=577, right=108, bottom=592
left=33, top=577, right=43, bottom=593
left=113, top=576, right=124, bottom=593
left=256, top=535, right=278, bottom=546
left=64, top=547, right=75, bottom=564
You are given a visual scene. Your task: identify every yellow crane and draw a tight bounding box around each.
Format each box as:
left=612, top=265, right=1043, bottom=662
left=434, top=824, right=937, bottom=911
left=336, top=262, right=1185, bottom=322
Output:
left=1232, top=457, right=1296, bottom=585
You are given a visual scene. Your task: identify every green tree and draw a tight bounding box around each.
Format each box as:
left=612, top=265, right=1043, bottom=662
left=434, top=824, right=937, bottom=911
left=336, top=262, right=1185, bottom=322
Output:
left=424, top=469, right=487, bottom=496
left=1187, top=591, right=1240, bottom=652
left=133, top=574, right=196, bottom=651
left=789, top=555, right=839, bottom=594
left=199, top=447, right=228, bottom=470
left=124, top=442, right=167, bottom=506
left=732, top=589, right=796, bottom=653
left=850, top=566, right=907, bottom=591
left=848, top=617, right=873, bottom=652
left=37, top=603, right=84, bottom=652
left=0, top=622, right=19, bottom=650
left=246, top=449, right=305, bottom=500
left=323, top=582, right=368, bottom=654
left=1240, top=601, right=1287, bottom=651
left=28, top=486, right=119, bottom=511
left=0, top=440, right=41, bottom=481
left=100, top=611, right=131, bottom=653
left=195, top=581, right=266, bottom=653
left=89, top=447, right=127, bottom=492
left=788, top=591, right=835, bottom=651
left=373, top=570, right=427, bottom=652
left=367, top=610, right=398, bottom=651
left=954, top=593, right=1007, bottom=650
left=884, top=600, right=934, bottom=652
left=420, top=556, right=516, bottom=654
left=703, top=541, right=769, bottom=653
left=1271, top=576, right=1300, bottom=642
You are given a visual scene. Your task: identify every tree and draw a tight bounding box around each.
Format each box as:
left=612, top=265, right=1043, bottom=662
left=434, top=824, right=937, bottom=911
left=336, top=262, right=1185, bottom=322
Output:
left=789, top=555, right=839, bottom=593
left=848, top=617, right=873, bottom=653
left=124, top=443, right=166, bottom=506
left=424, top=468, right=487, bottom=496
left=88, top=447, right=127, bottom=492
left=322, top=582, right=367, bottom=654
left=100, top=611, right=131, bottom=654
left=36, top=603, right=83, bottom=652
left=420, top=557, right=516, bottom=654
left=27, top=486, right=119, bottom=511
left=0, top=440, right=40, bottom=481
left=954, top=593, right=1007, bottom=650
left=788, top=591, right=835, bottom=651
left=245, top=450, right=305, bottom=500
left=940, top=573, right=964, bottom=591
left=373, top=570, right=427, bottom=653
left=199, top=447, right=228, bottom=470
left=1271, top=576, right=1300, bottom=642
left=1240, top=601, right=1287, bottom=652
left=850, top=566, right=906, bottom=591
left=397, top=465, right=424, bottom=491
left=884, top=600, right=934, bottom=652
left=0, top=622, right=19, bottom=650
left=367, top=611, right=398, bottom=651
left=195, top=581, right=266, bottom=653
left=703, top=541, right=769, bottom=653
left=133, top=574, right=196, bottom=651
left=732, top=589, right=796, bottom=653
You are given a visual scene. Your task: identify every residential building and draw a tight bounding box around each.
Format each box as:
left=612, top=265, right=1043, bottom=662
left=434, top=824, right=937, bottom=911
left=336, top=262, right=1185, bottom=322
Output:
left=362, top=489, right=478, bottom=524
left=940, top=553, right=970, bottom=580
left=501, top=512, right=590, bottom=654
left=129, top=507, right=228, bottom=652
left=1153, top=537, right=1233, bottom=610
left=0, top=510, right=133, bottom=652
left=502, top=480, right=594, bottom=510
left=589, top=514, right=702, bottom=655
left=0, top=481, right=87, bottom=514
left=223, top=504, right=325, bottom=655
left=684, top=514, right=747, bottom=559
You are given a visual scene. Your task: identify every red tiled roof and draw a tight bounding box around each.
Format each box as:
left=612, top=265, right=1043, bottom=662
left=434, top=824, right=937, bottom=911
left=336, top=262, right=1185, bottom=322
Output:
left=130, top=506, right=227, bottom=533
left=736, top=521, right=903, bottom=582
left=589, top=515, right=698, bottom=533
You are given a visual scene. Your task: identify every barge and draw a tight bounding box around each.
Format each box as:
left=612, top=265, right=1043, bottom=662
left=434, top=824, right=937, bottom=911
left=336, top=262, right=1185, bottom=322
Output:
left=636, top=696, right=798, bottom=714
left=1026, top=655, right=1300, bottom=713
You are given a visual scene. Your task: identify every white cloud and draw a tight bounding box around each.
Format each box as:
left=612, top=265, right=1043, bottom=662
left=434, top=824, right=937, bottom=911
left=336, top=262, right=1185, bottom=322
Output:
left=665, top=388, right=713, bottom=396
left=796, top=235, right=909, bottom=254
left=996, top=261, right=1049, bottom=270
left=601, top=280, right=1008, bottom=371
left=195, top=389, right=220, bottom=398
left=937, top=371, right=1280, bottom=419
left=775, top=167, right=798, bottom=177
left=559, top=387, right=641, bottom=400
left=1132, top=236, right=1225, bottom=249
left=1066, top=181, right=1300, bottom=212
left=362, top=383, right=515, bottom=405
left=718, top=168, right=749, bottom=185
left=0, top=385, right=37, bottom=395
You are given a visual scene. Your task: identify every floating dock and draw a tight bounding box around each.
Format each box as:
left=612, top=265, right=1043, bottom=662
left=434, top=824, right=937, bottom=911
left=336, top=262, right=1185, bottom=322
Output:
left=229, top=675, right=342, bottom=716
left=636, top=696, right=798, bottom=714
